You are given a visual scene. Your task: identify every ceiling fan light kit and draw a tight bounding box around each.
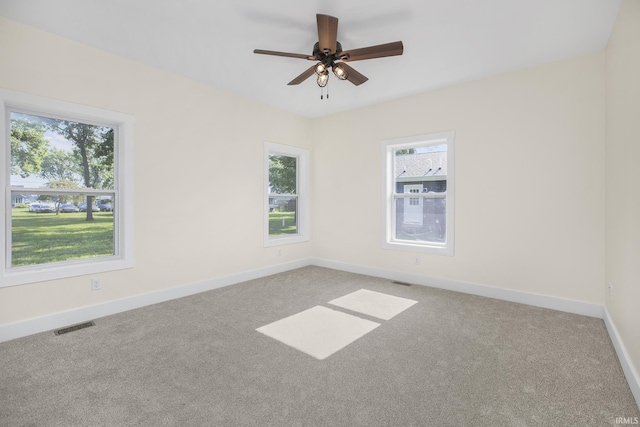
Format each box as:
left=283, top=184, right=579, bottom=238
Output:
left=332, top=64, right=348, bottom=80
left=254, top=13, right=404, bottom=95
left=317, top=71, right=329, bottom=88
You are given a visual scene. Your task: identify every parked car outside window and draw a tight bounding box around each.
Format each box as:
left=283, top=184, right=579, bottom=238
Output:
left=28, top=204, right=55, bottom=213
left=78, top=203, right=99, bottom=212
left=60, top=204, right=79, bottom=213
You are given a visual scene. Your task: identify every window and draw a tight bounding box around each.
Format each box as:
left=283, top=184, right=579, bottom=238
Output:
left=382, top=131, right=455, bottom=256
left=1, top=89, right=134, bottom=287
left=264, top=142, right=309, bottom=246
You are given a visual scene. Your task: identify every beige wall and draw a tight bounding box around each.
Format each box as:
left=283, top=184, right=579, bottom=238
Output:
left=0, top=18, right=312, bottom=324
left=606, top=0, right=640, bottom=385
left=312, top=52, right=606, bottom=304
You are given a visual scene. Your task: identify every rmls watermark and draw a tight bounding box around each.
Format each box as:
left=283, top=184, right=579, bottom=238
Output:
left=616, top=417, right=639, bottom=425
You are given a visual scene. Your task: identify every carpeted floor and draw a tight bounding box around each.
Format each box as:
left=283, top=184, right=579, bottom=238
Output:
left=0, top=266, right=638, bottom=426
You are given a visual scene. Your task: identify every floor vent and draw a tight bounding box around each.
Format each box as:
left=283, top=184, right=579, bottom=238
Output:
left=392, top=281, right=413, bottom=286
left=54, top=321, right=95, bottom=336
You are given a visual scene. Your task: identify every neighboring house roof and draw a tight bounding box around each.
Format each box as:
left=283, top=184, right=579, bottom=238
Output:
left=395, top=151, right=447, bottom=179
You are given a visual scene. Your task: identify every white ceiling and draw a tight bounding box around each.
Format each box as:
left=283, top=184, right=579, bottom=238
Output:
left=0, top=0, right=621, bottom=118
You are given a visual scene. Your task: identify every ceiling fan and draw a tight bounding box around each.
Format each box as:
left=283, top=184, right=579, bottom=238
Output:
left=253, top=14, right=404, bottom=89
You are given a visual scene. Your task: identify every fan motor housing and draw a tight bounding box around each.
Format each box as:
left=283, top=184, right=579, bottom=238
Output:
left=313, top=41, right=345, bottom=63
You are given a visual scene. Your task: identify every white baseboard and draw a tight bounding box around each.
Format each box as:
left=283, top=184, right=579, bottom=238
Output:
left=0, top=257, right=605, bottom=343
left=0, top=258, right=312, bottom=343
left=3, top=256, right=636, bottom=409
left=312, top=258, right=604, bottom=319
left=603, top=306, right=640, bottom=410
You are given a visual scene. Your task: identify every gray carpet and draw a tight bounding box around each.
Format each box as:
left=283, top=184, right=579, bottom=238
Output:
left=0, top=266, right=638, bottom=426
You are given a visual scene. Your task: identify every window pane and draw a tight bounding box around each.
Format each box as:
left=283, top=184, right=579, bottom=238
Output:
left=393, top=143, right=447, bottom=244
left=11, top=195, right=115, bottom=267
left=268, top=154, right=297, bottom=194
left=394, top=144, right=447, bottom=187
left=395, top=197, right=446, bottom=243
left=268, top=196, right=298, bottom=236
left=10, top=112, right=114, bottom=190
left=9, top=111, right=116, bottom=268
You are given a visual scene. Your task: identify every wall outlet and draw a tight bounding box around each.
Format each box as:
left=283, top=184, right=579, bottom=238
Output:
left=607, top=283, right=613, bottom=299
left=91, top=278, right=102, bottom=291
left=414, top=256, right=421, bottom=265
left=278, top=249, right=282, bottom=257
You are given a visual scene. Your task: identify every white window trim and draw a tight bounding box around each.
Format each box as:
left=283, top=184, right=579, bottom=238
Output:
left=381, top=131, right=455, bottom=256
left=264, top=141, right=309, bottom=247
left=0, top=89, right=134, bottom=287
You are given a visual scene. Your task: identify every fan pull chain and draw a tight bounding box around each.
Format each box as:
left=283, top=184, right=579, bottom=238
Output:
left=320, top=83, right=330, bottom=100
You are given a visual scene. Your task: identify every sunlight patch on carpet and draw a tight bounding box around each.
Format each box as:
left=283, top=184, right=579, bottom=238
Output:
left=328, top=289, right=418, bottom=320
left=256, top=306, right=380, bottom=360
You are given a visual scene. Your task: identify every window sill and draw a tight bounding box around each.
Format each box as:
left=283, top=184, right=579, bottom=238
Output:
left=382, top=240, right=454, bottom=256
left=264, top=234, right=309, bottom=247
left=1, top=257, right=133, bottom=288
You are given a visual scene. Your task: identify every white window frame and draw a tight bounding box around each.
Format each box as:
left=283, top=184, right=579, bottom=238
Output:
left=264, top=141, right=309, bottom=247
left=382, top=131, right=455, bottom=256
left=0, top=89, right=134, bottom=287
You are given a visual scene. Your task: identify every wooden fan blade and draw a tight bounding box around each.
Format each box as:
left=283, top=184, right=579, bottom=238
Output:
left=288, top=65, right=317, bottom=85
left=254, top=49, right=314, bottom=60
left=340, top=41, right=404, bottom=62
left=338, top=63, right=368, bottom=86
left=317, top=14, right=338, bottom=54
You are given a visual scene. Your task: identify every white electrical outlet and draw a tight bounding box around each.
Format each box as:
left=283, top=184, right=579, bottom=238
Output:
left=608, top=283, right=613, bottom=299
left=91, top=278, right=102, bottom=291
left=278, top=249, right=282, bottom=257
left=414, top=256, right=421, bottom=265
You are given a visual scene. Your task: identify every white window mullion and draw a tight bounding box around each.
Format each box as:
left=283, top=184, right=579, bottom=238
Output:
left=393, top=193, right=446, bottom=199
